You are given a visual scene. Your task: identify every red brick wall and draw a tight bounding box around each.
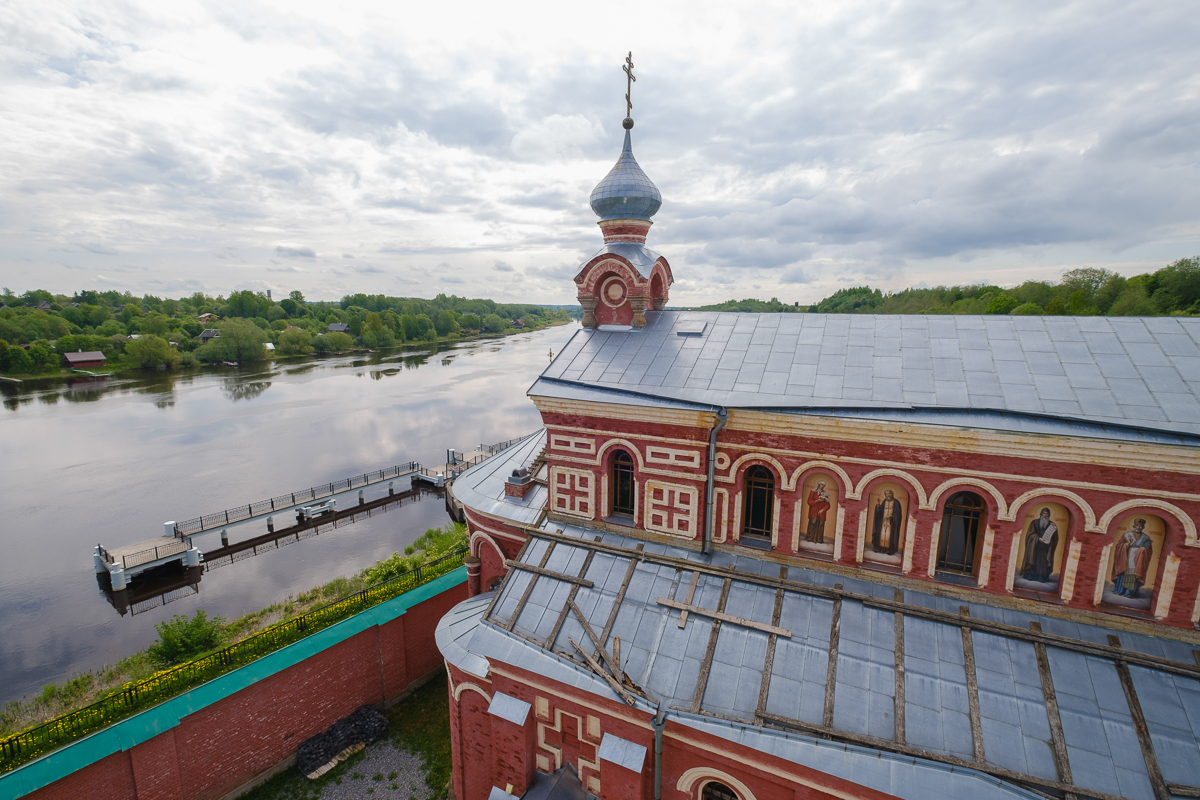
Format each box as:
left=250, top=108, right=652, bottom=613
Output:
left=19, top=580, right=466, bottom=800
left=446, top=661, right=898, bottom=800
left=538, top=408, right=1200, bottom=629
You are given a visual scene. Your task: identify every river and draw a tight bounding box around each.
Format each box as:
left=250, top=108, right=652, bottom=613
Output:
left=0, top=322, right=579, bottom=704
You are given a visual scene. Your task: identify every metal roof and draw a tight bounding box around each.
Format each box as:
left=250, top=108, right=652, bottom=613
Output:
left=589, top=129, right=661, bottom=222
left=438, top=523, right=1200, bottom=800
left=535, top=311, right=1200, bottom=440
left=574, top=242, right=664, bottom=280
left=451, top=431, right=546, bottom=527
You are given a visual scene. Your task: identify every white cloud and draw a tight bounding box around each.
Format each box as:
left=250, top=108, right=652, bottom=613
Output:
left=0, top=0, right=1197, bottom=306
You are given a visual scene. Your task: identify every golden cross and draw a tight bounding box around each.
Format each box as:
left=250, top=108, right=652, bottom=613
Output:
left=623, top=51, right=636, bottom=118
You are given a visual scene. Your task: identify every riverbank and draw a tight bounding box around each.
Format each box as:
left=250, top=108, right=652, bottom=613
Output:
left=0, top=317, right=571, bottom=382
left=0, top=524, right=466, bottom=739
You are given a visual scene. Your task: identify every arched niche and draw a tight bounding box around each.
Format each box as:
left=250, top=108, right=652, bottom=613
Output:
left=864, top=481, right=909, bottom=567
left=1012, top=501, right=1071, bottom=594
left=797, top=472, right=839, bottom=556
left=1101, top=514, right=1167, bottom=613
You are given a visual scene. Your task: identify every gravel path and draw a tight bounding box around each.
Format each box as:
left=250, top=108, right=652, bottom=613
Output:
left=315, top=739, right=430, bottom=800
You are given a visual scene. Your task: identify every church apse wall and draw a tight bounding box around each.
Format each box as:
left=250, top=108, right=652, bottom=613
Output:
left=531, top=398, right=1200, bottom=632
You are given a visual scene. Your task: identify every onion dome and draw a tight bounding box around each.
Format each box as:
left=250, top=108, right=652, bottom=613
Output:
left=589, top=126, right=662, bottom=221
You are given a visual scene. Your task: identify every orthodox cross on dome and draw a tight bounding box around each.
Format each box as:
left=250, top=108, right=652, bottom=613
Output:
left=623, top=52, right=635, bottom=121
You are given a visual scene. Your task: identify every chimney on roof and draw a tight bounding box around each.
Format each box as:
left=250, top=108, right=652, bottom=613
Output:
left=504, top=467, right=534, bottom=499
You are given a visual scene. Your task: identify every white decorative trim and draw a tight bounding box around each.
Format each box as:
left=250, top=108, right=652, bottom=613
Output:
left=1191, top=581, right=1200, bottom=625
left=833, top=506, right=845, bottom=561
left=549, top=466, right=595, bottom=519
left=550, top=434, right=596, bottom=455
left=1154, top=554, right=1182, bottom=620
left=714, top=452, right=731, bottom=471
left=1006, top=532, right=1022, bottom=592
left=722, top=452, right=792, bottom=489
left=676, top=767, right=758, bottom=800
left=1094, top=543, right=1113, bottom=607
left=1096, top=499, right=1197, bottom=546
left=595, top=438, right=647, bottom=469
left=644, top=480, right=699, bottom=538
left=1060, top=539, right=1082, bottom=603
left=851, top=469, right=930, bottom=508
left=1004, top=488, right=1098, bottom=529
left=469, top=531, right=506, bottom=563
left=902, top=517, right=917, bottom=574
left=771, top=497, right=781, bottom=548
left=646, top=445, right=702, bottom=469
left=977, top=526, right=996, bottom=589
left=927, top=521, right=943, bottom=578
left=855, top=509, right=867, bottom=564
left=713, top=488, right=730, bottom=543
left=788, top=461, right=855, bottom=496
left=453, top=681, right=492, bottom=703
left=928, top=478, right=1009, bottom=519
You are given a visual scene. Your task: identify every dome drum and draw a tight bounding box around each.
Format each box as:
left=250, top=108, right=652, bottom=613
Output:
left=598, top=219, right=653, bottom=245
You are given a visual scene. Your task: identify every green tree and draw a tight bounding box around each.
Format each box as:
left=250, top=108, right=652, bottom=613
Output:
left=27, top=341, right=57, bottom=371
left=482, top=313, right=508, bottom=333
left=147, top=610, right=223, bottom=667
left=435, top=310, right=458, bottom=336
left=125, top=334, right=179, bottom=368
left=459, top=313, right=481, bottom=330
left=278, top=327, right=313, bottom=355
left=142, top=313, right=170, bottom=337
left=313, top=331, right=353, bottom=353
left=985, top=294, right=1021, bottom=314
left=1010, top=302, right=1043, bottom=315
left=1, top=344, right=32, bottom=373
left=195, top=319, right=267, bottom=363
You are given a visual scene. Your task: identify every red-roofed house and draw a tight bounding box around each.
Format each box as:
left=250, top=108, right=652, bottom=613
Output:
left=63, top=351, right=106, bottom=369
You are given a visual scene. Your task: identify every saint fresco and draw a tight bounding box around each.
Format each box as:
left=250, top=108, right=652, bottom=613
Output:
left=796, top=473, right=837, bottom=555
left=1101, top=516, right=1164, bottom=611
left=863, top=483, right=908, bottom=566
left=1012, top=503, right=1068, bottom=593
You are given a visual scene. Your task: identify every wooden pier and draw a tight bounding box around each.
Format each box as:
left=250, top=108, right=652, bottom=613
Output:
left=94, top=524, right=202, bottom=591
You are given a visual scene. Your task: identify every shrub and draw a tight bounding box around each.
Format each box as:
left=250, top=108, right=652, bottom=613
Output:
left=1010, top=302, right=1043, bottom=316
left=147, top=610, right=223, bottom=667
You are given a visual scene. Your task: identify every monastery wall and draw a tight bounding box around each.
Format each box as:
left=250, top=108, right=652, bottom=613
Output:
left=4, top=573, right=466, bottom=800
left=530, top=399, right=1200, bottom=634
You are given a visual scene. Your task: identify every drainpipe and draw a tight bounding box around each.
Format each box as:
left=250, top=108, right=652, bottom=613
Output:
left=703, top=408, right=728, bottom=555
left=653, top=705, right=667, bottom=800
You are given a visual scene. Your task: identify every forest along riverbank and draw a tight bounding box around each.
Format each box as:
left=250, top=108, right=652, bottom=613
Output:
left=0, top=321, right=579, bottom=704
left=0, top=524, right=467, bottom=738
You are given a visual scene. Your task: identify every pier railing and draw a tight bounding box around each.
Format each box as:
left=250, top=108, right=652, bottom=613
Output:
left=118, top=537, right=192, bottom=570
left=0, top=546, right=466, bottom=774
left=173, top=461, right=421, bottom=535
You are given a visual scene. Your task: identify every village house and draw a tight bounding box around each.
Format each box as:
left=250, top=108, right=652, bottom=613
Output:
left=437, top=114, right=1200, bottom=800
left=62, top=350, right=106, bottom=369
left=199, top=328, right=220, bottom=343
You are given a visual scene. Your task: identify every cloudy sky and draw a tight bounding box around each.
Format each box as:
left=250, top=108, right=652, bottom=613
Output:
left=2, top=1, right=1198, bottom=305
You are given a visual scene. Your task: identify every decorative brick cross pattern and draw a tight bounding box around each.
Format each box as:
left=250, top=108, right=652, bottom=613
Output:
left=535, top=697, right=602, bottom=795
left=644, top=480, right=697, bottom=537
left=550, top=467, right=594, bottom=518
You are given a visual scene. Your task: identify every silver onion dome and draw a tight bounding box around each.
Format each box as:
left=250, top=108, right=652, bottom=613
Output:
left=589, top=129, right=662, bottom=221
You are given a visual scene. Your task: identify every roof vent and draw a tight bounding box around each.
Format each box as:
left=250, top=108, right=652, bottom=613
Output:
left=676, top=320, right=707, bottom=336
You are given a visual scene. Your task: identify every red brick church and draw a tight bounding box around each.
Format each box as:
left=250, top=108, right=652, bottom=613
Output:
left=437, top=108, right=1200, bottom=800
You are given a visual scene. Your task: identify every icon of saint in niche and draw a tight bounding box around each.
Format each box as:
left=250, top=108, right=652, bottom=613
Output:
left=871, top=489, right=903, bottom=555
left=1021, top=507, right=1059, bottom=584
left=805, top=481, right=831, bottom=543
left=1111, top=519, right=1154, bottom=599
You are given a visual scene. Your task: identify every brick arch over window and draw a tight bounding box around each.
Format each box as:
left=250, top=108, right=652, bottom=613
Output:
left=724, top=453, right=791, bottom=489
left=851, top=468, right=929, bottom=508
left=452, top=681, right=492, bottom=703
left=676, top=768, right=758, bottom=800
left=1098, top=499, right=1197, bottom=547
left=788, top=460, right=854, bottom=498
left=928, top=477, right=1007, bottom=519
left=595, top=438, right=646, bottom=470
left=1005, top=488, right=1097, bottom=530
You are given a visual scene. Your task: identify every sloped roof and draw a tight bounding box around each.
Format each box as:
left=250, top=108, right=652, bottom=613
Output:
left=439, top=516, right=1200, bottom=800
left=575, top=242, right=665, bottom=280
left=64, top=351, right=105, bottom=363
left=535, top=311, right=1200, bottom=440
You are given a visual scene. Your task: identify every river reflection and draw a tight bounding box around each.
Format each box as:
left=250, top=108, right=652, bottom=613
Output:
left=0, top=323, right=578, bottom=703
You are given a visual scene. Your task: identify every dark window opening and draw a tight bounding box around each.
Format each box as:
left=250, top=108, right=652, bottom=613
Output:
left=701, top=781, right=739, bottom=800
left=742, top=465, right=774, bottom=541
left=938, top=491, right=984, bottom=574
left=612, top=450, right=635, bottom=516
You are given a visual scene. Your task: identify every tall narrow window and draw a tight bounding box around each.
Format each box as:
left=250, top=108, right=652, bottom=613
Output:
left=938, top=491, right=983, bottom=574
left=612, top=450, right=635, bottom=516
left=742, top=466, right=775, bottom=542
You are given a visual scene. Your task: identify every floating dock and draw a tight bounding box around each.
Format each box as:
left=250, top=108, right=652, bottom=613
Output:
left=94, top=523, right=202, bottom=591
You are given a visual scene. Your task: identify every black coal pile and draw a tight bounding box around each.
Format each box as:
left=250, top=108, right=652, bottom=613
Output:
left=296, top=705, right=389, bottom=776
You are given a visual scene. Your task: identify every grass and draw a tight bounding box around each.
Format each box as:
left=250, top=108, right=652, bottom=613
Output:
left=0, top=524, right=466, bottom=738
left=238, top=674, right=453, bottom=800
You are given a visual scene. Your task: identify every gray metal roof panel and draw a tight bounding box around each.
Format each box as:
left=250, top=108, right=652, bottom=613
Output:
left=535, top=312, right=1200, bottom=440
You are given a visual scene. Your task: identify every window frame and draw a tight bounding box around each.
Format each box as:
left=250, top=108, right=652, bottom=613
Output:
left=741, top=465, right=775, bottom=544
left=937, top=491, right=984, bottom=575
left=611, top=449, right=636, bottom=517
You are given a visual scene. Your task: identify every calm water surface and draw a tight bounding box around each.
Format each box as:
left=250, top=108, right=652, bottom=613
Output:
left=0, top=323, right=578, bottom=703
